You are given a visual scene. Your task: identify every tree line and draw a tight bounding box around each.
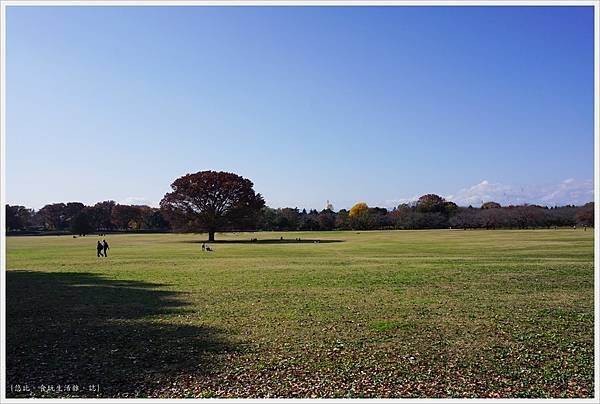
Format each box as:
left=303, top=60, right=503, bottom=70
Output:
left=6, top=196, right=594, bottom=235
left=5, top=171, right=594, bottom=237
left=256, top=196, right=593, bottom=231
left=5, top=201, right=169, bottom=235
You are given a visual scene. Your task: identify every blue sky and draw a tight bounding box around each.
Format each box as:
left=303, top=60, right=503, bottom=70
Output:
left=6, top=6, right=595, bottom=210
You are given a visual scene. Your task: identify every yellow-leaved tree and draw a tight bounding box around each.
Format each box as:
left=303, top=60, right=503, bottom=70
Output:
left=348, top=202, right=372, bottom=230
left=349, top=202, right=369, bottom=217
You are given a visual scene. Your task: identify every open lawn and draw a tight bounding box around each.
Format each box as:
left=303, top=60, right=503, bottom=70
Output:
left=5, top=229, right=595, bottom=398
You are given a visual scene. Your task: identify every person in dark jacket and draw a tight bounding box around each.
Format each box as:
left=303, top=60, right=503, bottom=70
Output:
left=102, top=240, right=110, bottom=257
left=97, top=241, right=104, bottom=257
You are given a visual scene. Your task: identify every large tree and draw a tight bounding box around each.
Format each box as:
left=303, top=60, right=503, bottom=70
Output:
left=160, top=171, right=265, bottom=241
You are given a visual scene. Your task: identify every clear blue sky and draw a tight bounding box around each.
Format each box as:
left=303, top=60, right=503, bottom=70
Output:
left=6, top=6, right=595, bottom=210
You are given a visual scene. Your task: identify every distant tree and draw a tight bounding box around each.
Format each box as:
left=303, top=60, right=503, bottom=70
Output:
left=391, top=203, right=415, bottom=229
left=37, top=203, right=68, bottom=230
left=349, top=202, right=369, bottom=218
left=546, top=206, right=578, bottom=227
left=111, top=204, right=142, bottom=230
left=5, top=205, right=20, bottom=231
left=416, top=212, right=448, bottom=229
left=416, top=194, right=446, bottom=214
left=70, top=208, right=94, bottom=235
left=368, top=207, right=389, bottom=229
left=450, top=207, right=481, bottom=229
left=576, top=202, right=594, bottom=226
left=258, top=207, right=278, bottom=231
left=160, top=171, right=265, bottom=241
left=300, top=209, right=320, bottom=231
left=65, top=202, right=85, bottom=217
left=300, top=216, right=320, bottom=231
left=348, top=202, right=372, bottom=230
left=276, top=208, right=300, bottom=231
left=5, top=205, right=35, bottom=231
left=443, top=201, right=458, bottom=217
left=318, top=209, right=336, bottom=230
left=6, top=196, right=592, bottom=234
left=139, top=207, right=170, bottom=230
left=481, top=201, right=501, bottom=209
left=335, top=209, right=350, bottom=230
left=479, top=207, right=503, bottom=229
left=504, top=205, right=524, bottom=229
left=90, top=201, right=116, bottom=231
left=523, top=205, right=546, bottom=228
left=414, top=194, right=456, bottom=218
left=503, top=205, right=545, bottom=229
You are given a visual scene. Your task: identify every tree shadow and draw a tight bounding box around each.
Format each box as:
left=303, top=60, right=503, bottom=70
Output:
left=6, top=270, right=236, bottom=398
left=181, top=238, right=344, bottom=244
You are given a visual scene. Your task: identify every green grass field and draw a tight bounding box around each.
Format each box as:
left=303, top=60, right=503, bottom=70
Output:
left=5, top=229, right=595, bottom=398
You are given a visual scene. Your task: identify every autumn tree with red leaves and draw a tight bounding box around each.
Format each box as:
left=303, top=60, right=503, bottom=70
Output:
left=160, top=171, right=265, bottom=241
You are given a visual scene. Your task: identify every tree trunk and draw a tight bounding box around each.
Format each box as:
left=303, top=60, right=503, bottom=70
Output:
left=208, top=230, right=215, bottom=242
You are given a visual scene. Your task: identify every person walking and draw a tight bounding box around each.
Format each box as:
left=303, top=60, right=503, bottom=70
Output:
left=97, top=241, right=104, bottom=257
left=102, top=239, right=110, bottom=257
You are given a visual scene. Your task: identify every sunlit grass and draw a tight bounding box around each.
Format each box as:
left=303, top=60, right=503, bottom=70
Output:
left=6, top=229, right=594, bottom=398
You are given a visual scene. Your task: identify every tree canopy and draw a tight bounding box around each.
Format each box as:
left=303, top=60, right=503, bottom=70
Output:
left=160, top=171, right=265, bottom=241
left=349, top=202, right=369, bottom=217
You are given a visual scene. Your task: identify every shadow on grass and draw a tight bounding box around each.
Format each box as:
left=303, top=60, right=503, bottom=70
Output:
left=6, top=270, right=235, bottom=398
left=182, top=239, right=344, bottom=244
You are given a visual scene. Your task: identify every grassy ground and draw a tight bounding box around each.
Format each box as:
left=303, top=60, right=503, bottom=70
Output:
left=5, top=229, right=595, bottom=398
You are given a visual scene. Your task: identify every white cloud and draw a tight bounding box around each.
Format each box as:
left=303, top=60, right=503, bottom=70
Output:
left=381, top=179, right=593, bottom=209
left=383, top=196, right=419, bottom=207
left=445, top=179, right=593, bottom=207
left=119, top=196, right=157, bottom=207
